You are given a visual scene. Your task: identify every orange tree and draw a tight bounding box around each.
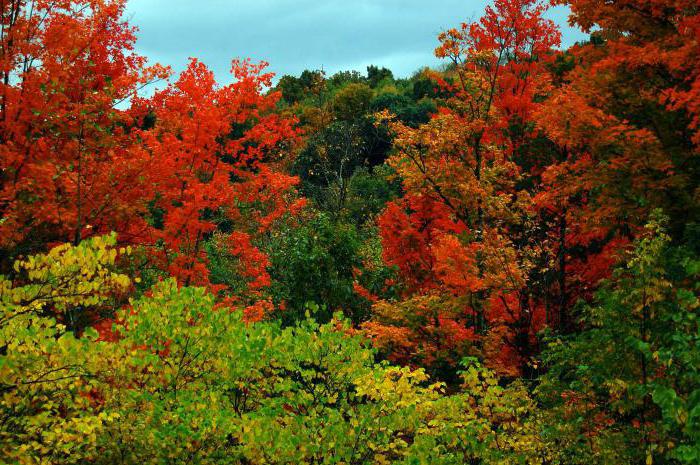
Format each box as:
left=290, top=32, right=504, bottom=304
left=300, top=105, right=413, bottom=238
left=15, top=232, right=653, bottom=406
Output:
left=365, top=0, right=562, bottom=378
left=0, top=1, right=305, bottom=310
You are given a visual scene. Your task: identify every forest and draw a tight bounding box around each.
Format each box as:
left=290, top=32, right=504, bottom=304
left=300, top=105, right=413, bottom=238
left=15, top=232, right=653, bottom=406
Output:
left=0, top=0, right=699, bottom=463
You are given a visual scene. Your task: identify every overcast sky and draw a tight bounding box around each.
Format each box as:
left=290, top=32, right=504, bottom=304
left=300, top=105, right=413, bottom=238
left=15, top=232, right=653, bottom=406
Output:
left=124, top=0, right=587, bottom=86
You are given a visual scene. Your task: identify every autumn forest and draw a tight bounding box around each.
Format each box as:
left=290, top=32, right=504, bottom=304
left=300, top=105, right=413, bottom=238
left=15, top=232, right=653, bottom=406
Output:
left=1, top=0, right=699, bottom=463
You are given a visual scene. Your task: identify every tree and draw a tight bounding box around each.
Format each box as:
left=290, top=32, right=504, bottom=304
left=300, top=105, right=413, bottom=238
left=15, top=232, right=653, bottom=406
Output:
left=332, top=83, right=374, bottom=122
left=370, top=92, right=435, bottom=128
left=0, top=234, right=130, bottom=463
left=294, top=120, right=369, bottom=218
left=536, top=215, right=700, bottom=464
left=367, top=0, right=561, bottom=376
left=0, top=0, right=168, bottom=259
left=0, top=2, right=305, bottom=302
left=367, top=65, right=393, bottom=88
left=561, top=0, right=700, bottom=148
left=529, top=0, right=700, bottom=334
left=265, top=212, right=367, bottom=324
left=130, top=58, right=304, bottom=296
left=2, top=237, right=542, bottom=464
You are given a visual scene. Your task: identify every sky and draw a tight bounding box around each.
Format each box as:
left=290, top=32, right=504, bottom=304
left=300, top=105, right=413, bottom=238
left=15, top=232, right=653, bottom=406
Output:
left=124, top=0, right=588, bottom=86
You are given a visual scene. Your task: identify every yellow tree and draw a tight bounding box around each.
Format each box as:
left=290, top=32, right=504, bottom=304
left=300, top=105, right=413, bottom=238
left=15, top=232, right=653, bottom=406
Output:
left=0, top=234, right=130, bottom=463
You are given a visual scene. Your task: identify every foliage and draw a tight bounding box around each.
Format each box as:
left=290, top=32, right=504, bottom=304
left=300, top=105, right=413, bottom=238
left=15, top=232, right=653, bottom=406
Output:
left=0, top=235, right=130, bottom=463
left=332, top=83, right=374, bottom=122
left=536, top=216, right=700, bottom=464
left=2, top=0, right=699, bottom=461
left=266, top=212, right=366, bottom=324
left=363, top=0, right=566, bottom=377
left=2, top=238, right=544, bottom=465
left=0, top=0, right=304, bottom=300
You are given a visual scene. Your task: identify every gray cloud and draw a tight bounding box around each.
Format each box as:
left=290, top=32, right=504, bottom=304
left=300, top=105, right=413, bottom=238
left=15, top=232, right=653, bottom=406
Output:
left=125, top=0, right=587, bottom=85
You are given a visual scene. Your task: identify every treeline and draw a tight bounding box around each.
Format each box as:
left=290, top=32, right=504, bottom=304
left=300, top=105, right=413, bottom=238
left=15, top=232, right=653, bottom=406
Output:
left=1, top=0, right=699, bottom=464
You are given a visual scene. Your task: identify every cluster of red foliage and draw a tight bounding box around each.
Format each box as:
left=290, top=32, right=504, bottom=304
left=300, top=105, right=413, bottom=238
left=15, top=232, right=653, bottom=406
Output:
left=0, top=0, right=303, bottom=308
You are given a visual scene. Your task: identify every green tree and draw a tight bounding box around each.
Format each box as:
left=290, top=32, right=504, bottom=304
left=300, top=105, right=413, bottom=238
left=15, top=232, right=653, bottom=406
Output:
left=536, top=215, right=700, bottom=464
left=294, top=121, right=369, bottom=217
left=266, top=213, right=366, bottom=324
left=371, top=92, right=436, bottom=128
left=1, top=236, right=545, bottom=465
left=105, top=282, right=541, bottom=464
left=367, top=65, right=394, bottom=88
left=332, top=83, right=374, bottom=122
